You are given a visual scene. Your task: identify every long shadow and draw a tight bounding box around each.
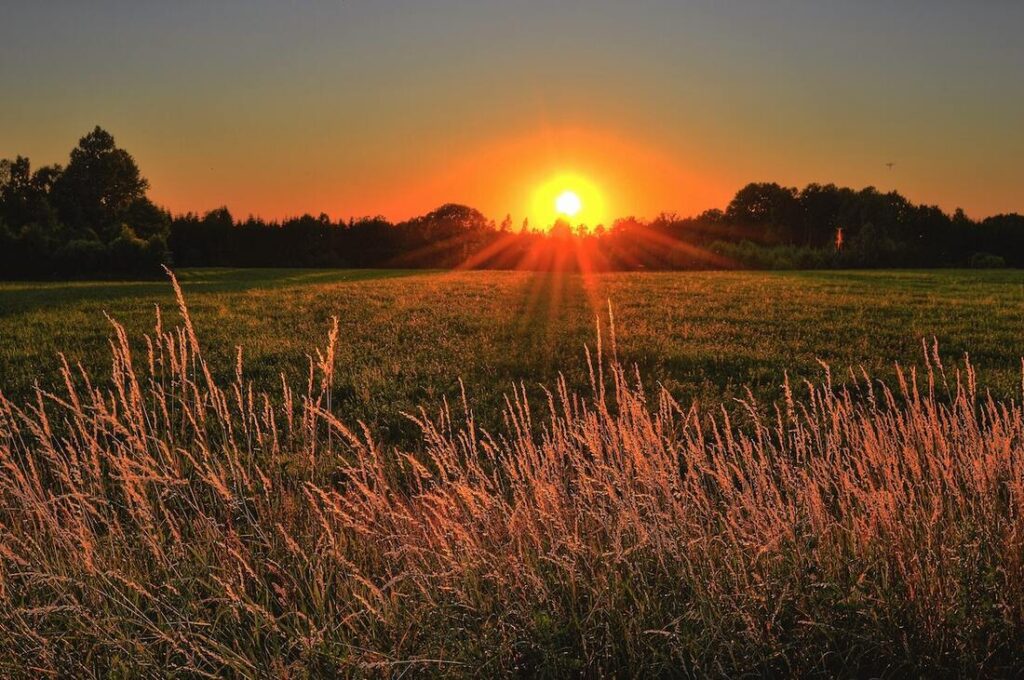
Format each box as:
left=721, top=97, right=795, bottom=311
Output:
left=0, top=268, right=431, bottom=316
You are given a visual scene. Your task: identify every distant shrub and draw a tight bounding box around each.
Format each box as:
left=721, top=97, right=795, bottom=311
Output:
left=108, top=225, right=168, bottom=275
left=53, top=238, right=108, bottom=276
left=710, top=240, right=834, bottom=270
left=970, top=252, right=1006, bottom=269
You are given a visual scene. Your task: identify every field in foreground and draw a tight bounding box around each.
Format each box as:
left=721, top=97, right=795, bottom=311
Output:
left=1, top=268, right=1022, bottom=447
left=1, top=269, right=1024, bottom=676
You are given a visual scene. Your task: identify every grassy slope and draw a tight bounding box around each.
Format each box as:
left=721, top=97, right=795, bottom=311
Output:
left=1, top=268, right=1022, bottom=445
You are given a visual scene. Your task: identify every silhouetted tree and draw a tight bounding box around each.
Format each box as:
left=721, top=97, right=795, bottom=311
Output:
left=726, top=183, right=801, bottom=243
left=4, top=126, right=1024, bottom=277
left=797, top=183, right=845, bottom=247
left=0, top=126, right=168, bottom=277
left=0, top=156, right=62, bottom=232
left=51, top=127, right=150, bottom=238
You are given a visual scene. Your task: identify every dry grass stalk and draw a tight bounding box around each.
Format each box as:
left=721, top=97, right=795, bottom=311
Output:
left=0, top=271, right=1021, bottom=676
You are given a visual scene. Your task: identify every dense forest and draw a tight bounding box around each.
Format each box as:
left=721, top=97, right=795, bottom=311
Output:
left=2, top=127, right=1022, bottom=278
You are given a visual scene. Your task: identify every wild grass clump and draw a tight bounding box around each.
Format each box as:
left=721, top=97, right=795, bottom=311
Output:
left=0, top=271, right=1023, bottom=677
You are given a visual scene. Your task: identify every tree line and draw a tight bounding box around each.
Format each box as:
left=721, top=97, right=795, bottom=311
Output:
left=2, top=127, right=1022, bottom=278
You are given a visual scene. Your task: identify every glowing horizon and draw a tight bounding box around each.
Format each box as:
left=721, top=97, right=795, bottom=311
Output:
left=2, top=2, right=1022, bottom=223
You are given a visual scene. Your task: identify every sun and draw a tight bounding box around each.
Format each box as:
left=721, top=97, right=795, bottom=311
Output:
left=530, top=172, right=608, bottom=228
left=555, top=190, right=582, bottom=218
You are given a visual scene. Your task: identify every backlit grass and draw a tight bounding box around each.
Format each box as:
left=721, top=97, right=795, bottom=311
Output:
left=1, top=268, right=1022, bottom=447
left=0, top=269, right=1022, bottom=676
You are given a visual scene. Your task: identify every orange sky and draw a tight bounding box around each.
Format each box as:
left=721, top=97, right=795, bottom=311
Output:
left=3, top=2, right=1023, bottom=225
left=337, top=127, right=730, bottom=228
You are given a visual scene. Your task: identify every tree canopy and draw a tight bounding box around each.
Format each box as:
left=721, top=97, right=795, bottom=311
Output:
left=2, top=128, right=1023, bottom=278
left=1, top=127, right=168, bottom=277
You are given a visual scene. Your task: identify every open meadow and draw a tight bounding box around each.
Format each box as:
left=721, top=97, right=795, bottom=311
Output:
left=2, top=268, right=1022, bottom=446
left=1, top=268, right=1024, bottom=676
left=6, top=1, right=1024, bottom=674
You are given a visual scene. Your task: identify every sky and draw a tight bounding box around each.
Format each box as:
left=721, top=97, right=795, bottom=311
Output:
left=2, top=0, right=1022, bottom=225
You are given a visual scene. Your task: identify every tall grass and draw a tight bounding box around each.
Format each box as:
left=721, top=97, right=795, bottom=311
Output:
left=0, top=270, right=1022, bottom=677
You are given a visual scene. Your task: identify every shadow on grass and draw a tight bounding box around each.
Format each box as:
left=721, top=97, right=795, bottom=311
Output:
left=0, top=268, right=431, bottom=316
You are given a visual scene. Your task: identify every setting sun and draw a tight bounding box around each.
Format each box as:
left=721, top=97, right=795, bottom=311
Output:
left=555, top=190, right=582, bottom=218
left=530, top=172, right=608, bottom=229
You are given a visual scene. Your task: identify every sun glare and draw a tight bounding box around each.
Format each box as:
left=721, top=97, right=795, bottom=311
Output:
left=555, top=190, right=582, bottom=217
left=530, top=173, right=607, bottom=229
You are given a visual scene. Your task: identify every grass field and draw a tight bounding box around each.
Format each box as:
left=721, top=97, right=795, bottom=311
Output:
left=1, top=268, right=1022, bottom=446
left=2, top=268, right=1024, bottom=676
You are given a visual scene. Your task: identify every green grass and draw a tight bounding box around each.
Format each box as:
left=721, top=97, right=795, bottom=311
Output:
left=1, top=267, right=1022, bottom=445
left=3, top=267, right=1024, bottom=676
